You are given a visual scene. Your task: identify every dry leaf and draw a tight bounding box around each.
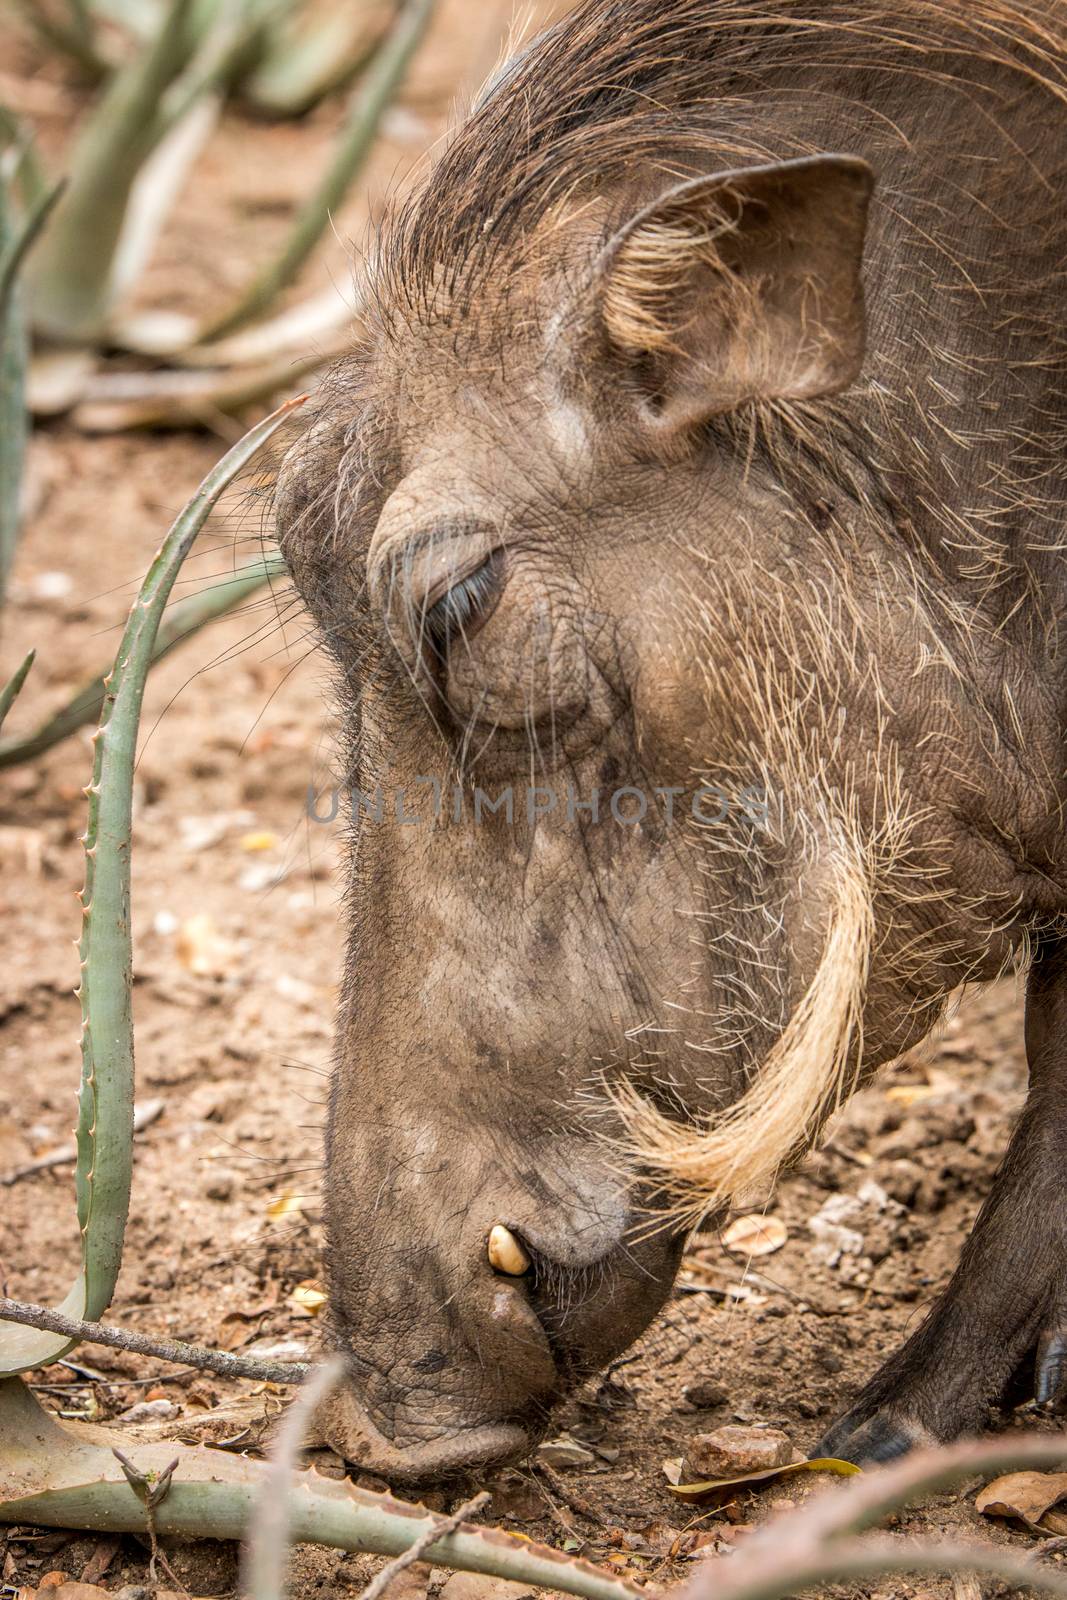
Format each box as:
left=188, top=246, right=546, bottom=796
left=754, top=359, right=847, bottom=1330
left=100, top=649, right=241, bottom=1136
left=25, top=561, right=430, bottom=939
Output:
left=0, top=826, right=45, bottom=876
left=78, top=1541, right=121, bottom=1587
left=668, top=1456, right=862, bottom=1502
left=721, top=1214, right=788, bottom=1257
left=976, top=1470, right=1067, bottom=1531
left=266, top=1189, right=305, bottom=1221
left=678, top=1255, right=768, bottom=1304
left=239, top=830, right=278, bottom=852
left=175, top=912, right=241, bottom=977
left=884, top=1067, right=958, bottom=1106
left=288, top=1280, right=327, bottom=1316
left=217, top=1313, right=261, bottom=1352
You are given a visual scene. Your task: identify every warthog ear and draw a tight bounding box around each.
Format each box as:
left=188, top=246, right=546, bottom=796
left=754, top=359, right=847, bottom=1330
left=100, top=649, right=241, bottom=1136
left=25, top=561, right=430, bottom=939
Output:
left=597, top=154, right=874, bottom=434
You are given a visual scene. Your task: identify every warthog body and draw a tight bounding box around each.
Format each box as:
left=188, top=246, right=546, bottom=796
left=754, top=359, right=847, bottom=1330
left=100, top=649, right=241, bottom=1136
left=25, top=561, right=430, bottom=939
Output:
left=278, top=0, right=1067, bottom=1478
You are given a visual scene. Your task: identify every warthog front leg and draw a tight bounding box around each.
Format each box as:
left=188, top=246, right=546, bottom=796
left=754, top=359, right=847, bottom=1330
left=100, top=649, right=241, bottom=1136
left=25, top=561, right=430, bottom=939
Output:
left=819, top=933, right=1067, bottom=1463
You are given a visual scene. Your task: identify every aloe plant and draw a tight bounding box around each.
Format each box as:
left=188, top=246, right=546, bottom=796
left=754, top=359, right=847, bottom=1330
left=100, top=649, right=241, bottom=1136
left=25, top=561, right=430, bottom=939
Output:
left=0, top=400, right=301, bottom=1376
left=0, top=1377, right=641, bottom=1600
left=27, top=0, right=202, bottom=340
left=243, top=5, right=391, bottom=117
left=200, top=0, right=433, bottom=341
left=21, top=0, right=430, bottom=351
left=15, top=0, right=111, bottom=79
left=0, top=142, right=62, bottom=617
left=4, top=0, right=433, bottom=446
left=0, top=649, right=35, bottom=734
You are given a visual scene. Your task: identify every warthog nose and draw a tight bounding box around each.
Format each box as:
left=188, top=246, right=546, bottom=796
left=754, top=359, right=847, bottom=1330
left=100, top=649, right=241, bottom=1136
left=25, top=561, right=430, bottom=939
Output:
left=487, top=1223, right=531, bottom=1275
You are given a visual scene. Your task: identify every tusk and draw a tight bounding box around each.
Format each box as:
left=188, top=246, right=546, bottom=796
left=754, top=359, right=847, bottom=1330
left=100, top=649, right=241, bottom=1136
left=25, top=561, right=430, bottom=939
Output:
left=488, top=1223, right=531, bottom=1276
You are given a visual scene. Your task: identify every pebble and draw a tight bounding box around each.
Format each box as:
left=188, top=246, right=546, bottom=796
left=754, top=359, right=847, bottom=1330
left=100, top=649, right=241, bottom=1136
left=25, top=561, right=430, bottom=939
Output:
left=117, top=1397, right=179, bottom=1423
left=683, top=1424, right=793, bottom=1479
left=682, top=1378, right=729, bottom=1408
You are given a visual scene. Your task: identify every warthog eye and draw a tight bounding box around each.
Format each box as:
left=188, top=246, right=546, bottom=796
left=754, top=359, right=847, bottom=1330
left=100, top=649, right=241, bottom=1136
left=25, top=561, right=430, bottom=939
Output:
left=422, top=550, right=504, bottom=664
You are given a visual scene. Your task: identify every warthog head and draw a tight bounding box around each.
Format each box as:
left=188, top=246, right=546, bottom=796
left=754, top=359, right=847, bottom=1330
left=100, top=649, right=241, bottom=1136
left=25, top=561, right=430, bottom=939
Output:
left=276, top=2, right=1041, bottom=1480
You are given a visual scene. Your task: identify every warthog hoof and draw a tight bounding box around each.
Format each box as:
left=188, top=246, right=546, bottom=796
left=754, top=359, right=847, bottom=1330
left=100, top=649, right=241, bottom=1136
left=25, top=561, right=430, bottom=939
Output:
left=818, top=937, right=1067, bottom=1465
left=817, top=1406, right=930, bottom=1466
left=1037, top=1321, right=1067, bottom=1411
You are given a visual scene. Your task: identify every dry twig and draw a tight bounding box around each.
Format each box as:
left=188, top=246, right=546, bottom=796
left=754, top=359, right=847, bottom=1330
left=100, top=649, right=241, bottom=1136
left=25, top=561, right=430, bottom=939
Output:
left=0, top=1297, right=309, bottom=1384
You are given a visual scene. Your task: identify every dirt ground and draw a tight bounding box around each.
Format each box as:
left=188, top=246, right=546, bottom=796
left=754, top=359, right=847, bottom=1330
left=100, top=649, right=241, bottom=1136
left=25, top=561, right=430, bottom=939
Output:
left=1, top=5, right=1065, bottom=1599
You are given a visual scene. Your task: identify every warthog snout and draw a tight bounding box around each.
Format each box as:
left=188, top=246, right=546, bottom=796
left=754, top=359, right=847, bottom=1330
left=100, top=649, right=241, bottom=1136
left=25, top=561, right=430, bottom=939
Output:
left=319, top=1139, right=684, bottom=1472
left=319, top=1126, right=684, bottom=1477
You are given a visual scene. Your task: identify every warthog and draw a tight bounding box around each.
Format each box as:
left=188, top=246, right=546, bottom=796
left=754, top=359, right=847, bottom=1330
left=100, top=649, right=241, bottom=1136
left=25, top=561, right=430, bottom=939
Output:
left=277, top=0, right=1067, bottom=1479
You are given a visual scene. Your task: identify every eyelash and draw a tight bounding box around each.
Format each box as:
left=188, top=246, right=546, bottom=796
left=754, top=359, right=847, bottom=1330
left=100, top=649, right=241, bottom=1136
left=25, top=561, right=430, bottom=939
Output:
left=422, top=554, right=501, bottom=661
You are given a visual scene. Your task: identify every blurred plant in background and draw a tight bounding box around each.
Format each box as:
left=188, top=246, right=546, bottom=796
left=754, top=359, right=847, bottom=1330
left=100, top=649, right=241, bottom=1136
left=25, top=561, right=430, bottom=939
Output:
left=0, top=0, right=432, bottom=760
left=4, top=0, right=432, bottom=429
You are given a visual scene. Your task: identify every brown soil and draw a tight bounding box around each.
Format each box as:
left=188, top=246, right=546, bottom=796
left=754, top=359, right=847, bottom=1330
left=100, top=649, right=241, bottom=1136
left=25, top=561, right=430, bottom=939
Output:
left=1, top=7, right=1064, bottom=1600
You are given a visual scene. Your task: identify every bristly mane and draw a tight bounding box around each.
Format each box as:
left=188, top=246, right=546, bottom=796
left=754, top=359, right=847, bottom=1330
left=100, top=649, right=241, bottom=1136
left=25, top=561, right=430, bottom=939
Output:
left=378, top=0, right=1066, bottom=320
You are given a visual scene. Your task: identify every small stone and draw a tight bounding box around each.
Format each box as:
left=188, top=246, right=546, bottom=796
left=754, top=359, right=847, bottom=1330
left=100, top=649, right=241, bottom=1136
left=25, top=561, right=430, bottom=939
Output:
left=205, top=1173, right=234, bottom=1201
left=29, top=570, right=73, bottom=601
left=683, top=1424, right=793, bottom=1479
left=117, top=1397, right=179, bottom=1423
left=682, top=1378, right=729, bottom=1408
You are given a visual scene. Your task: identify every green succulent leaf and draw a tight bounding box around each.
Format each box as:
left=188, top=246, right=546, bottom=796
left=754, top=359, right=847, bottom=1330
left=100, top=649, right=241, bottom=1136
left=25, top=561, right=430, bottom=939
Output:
left=0, top=1378, right=639, bottom=1600
left=0, top=398, right=304, bottom=1375
left=0, top=158, right=63, bottom=618
left=0, top=553, right=286, bottom=768
left=0, top=650, right=35, bottom=733
left=200, top=0, right=433, bottom=341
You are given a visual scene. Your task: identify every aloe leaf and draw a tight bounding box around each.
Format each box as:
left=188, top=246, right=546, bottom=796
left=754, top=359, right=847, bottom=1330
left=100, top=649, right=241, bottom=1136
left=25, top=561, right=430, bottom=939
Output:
left=13, top=0, right=111, bottom=79
left=0, top=173, right=64, bottom=310
left=0, top=650, right=35, bottom=733
left=0, top=112, right=50, bottom=211
left=71, top=340, right=339, bottom=430
left=115, top=281, right=355, bottom=362
left=245, top=6, right=389, bottom=117
left=27, top=0, right=201, bottom=340
left=200, top=0, right=433, bottom=342
left=107, top=92, right=221, bottom=311
left=0, top=400, right=303, bottom=1373
left=153, top=0, right=293, bottom=142
left=0, top=168, right=64, bottom=616
left=0, top=1379, right=639, bottom=1600
left=89, top=0, right=164, bottom=41
left=0, top=552, right=284, bottom=768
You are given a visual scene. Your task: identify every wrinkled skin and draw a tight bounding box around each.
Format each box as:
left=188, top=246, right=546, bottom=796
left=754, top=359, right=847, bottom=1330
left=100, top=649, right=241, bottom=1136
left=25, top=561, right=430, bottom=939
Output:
left=278, top=0, right=1067, bottom=1479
